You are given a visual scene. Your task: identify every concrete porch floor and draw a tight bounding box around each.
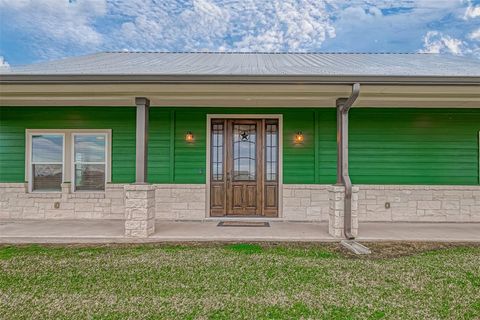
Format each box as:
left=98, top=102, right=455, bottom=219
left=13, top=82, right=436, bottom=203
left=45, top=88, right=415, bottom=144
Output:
left=1, top=220, right=479, bottom=243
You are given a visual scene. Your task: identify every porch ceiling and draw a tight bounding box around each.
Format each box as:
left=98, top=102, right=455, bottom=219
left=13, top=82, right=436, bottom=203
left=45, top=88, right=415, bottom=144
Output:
left=1, top=83, right=479, bottom=108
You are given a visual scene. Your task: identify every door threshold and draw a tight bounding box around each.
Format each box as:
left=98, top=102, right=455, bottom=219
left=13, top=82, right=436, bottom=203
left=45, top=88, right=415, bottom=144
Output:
left=206, top=216, right=282, bottom=222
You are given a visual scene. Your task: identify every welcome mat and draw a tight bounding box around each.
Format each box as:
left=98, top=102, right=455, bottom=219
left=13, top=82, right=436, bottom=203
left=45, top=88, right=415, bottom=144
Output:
left=217, top=221, right=270, bottom=227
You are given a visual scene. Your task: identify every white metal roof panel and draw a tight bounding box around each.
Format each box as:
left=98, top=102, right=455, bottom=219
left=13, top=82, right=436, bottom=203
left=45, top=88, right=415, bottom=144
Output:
left=2, top=52, right=480, bottom=77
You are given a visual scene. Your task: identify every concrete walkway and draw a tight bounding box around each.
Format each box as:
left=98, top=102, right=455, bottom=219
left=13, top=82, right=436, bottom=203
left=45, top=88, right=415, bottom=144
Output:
left=358, top=222, right=480, bottom=242
left=0, top=220, right=479, bottom=243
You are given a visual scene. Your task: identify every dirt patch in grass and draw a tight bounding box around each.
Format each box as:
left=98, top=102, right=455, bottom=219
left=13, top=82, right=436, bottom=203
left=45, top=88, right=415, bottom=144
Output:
left=1, top=241, right=478, bottom=260
left=350, top=241, right=480, bottom=259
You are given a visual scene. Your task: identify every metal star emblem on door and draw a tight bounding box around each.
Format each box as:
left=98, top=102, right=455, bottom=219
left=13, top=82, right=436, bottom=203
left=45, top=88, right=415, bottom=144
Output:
left=240, top=131, right=249, bottom=141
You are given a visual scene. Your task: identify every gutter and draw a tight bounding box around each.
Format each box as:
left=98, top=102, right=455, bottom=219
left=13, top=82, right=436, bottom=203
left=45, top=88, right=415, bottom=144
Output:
left=336, top=83, right=360, bottom=240
left=0, top=74, right=479, bottom=85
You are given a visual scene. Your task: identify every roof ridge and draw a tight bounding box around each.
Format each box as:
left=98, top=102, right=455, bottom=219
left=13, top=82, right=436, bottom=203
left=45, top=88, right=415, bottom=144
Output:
left=102, top=51, right=433, bottom=55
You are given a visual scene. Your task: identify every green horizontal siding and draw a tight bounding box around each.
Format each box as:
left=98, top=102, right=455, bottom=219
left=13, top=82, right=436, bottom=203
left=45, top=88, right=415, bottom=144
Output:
left=316, top=108, right=337, bottom=184
left=1, top=107, right=478, bottom=185
left=349, top=108, right=480, bottom=185
left=0, top=107, right=136, bottom=183
left=148, top=108, right=479, bottom=185
left=147, top=108, right=331, bottom=184
left=148, top=110, right=172, bottom=183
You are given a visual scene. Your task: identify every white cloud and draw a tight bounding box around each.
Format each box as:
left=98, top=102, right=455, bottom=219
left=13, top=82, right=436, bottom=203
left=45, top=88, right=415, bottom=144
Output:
left=469, top=28, right=480, bottom=40
left=320, top=1, right=468, bottom=53
left=1, top=0, right=479, bottom=64
left=0, top=56, right=9, bottom=68
left=106, top=0, right=335, bottom=52
left=464, top=2, right=480, bottom=19
left=420, top=31, right=465, bottom=55
left=230, top=0, right=335, bottom=52
left=0, top=0, right=107, bottom=60
left=420, top=29, right=480, bottom=59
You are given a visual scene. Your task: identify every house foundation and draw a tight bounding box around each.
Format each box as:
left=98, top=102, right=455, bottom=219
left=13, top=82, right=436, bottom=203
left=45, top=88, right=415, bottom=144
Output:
left=282, top=185, right=330, bottom=221
left=0, top=182, right=125, bottom=220
left=155, top=184, right=206, bottom=220
left=358, top=185, right=480, bottom=222
left=1, top=182, right=479, bottom=239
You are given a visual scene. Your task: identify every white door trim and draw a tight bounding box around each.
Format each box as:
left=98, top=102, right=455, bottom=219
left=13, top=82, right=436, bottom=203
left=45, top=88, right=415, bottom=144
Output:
left=205, top=114, right=284, bottom=218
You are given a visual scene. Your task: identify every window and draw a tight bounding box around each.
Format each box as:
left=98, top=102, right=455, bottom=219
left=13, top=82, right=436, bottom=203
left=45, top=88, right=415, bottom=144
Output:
left=27, top=130, right=111, bottom=192
left=211, top=122, right=224, bottom=181
left=31, top=135, right=64, bottom=191
left=73, top=134, right=107, bottom=191
left=265, top=121, right=278, bottom=182
left=233, top=123, right=257, bottom=181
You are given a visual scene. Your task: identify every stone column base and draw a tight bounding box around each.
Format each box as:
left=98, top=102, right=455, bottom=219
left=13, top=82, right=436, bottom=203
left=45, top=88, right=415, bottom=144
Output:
left=124, top=184, right=155, bottom=237
left=61, top=182, right=71, bottom=195
left=328, top=185, right=359, bottom=238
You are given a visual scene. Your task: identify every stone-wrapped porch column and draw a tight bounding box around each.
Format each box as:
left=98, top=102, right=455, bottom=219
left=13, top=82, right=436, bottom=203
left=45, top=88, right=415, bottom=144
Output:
left=124, top=184, right=155, bottom=237
left=124, top=97, right=155, bottom=237
left=328, top=185, right=359, bottom=238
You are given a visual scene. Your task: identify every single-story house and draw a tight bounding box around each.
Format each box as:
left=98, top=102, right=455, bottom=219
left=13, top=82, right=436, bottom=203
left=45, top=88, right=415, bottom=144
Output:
left=0, top=52, right=479, bottom=238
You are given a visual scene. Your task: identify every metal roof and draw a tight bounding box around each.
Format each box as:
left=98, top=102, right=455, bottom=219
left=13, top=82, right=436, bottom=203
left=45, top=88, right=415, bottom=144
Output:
left=1, top=52, right=480, bottom=84
left=3, top=52, right=480, bottom=76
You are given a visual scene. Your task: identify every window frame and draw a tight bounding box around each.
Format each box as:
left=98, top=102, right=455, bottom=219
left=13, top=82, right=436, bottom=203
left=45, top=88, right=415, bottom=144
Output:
left=210, top=120, right=225, bottom=182
left=264, top=120, right=279, bottom=182
left=71, top=132, right=109, bottom=193
left=26, top=129, right=112, bottom=193
left=28, top=133, right=65, bottom=193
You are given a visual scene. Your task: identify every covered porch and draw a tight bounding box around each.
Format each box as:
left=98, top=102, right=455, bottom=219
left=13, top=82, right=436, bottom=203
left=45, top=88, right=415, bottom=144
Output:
left=1, top=219, right=479, bottom=243
left=1, top=59, right=480, bottom=240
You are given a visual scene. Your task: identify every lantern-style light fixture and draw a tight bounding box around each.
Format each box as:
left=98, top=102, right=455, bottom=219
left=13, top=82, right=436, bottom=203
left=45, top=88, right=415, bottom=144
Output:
left=294, top=132, right=304, bottom=144
left=185, top=131, right=194, bottom=143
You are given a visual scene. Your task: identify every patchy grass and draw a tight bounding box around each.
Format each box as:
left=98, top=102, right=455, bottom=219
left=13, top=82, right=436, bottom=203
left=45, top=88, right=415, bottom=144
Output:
left=0, top=242, right=479, bottom=319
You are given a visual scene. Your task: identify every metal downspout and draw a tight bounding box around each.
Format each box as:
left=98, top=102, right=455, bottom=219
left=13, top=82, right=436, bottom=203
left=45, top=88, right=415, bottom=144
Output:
left=336, top=83, right=360, bottom=239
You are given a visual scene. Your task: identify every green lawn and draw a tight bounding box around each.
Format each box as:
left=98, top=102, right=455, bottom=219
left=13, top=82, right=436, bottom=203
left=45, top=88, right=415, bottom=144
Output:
left=0, top=243, right=479, bottom=319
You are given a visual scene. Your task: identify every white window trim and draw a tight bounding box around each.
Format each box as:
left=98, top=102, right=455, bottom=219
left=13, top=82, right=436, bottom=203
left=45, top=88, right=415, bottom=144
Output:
left=27, top=133, right=65, bottom=193
left=26, top=129, right=112, bottom=193
left=71, top=132, right=109, bottom=193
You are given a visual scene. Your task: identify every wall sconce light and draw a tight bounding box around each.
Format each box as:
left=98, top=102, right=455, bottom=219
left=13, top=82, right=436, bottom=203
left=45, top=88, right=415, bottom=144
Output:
left=185, top=131, right=194, bottom=143
left=294, top=132, right=304, bottom=144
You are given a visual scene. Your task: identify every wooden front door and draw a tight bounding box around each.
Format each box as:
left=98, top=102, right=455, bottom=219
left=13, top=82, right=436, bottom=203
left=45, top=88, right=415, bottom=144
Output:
left=210, top=118, right=279, bottom=217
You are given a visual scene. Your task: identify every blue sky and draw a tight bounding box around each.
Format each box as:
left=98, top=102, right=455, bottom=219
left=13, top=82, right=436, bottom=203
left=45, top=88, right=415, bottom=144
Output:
left=0, top=0, right=479, bottom=67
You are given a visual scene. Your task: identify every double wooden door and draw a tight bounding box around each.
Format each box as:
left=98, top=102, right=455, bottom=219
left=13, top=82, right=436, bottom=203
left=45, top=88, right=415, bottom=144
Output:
left=210, top=119, right=279, bottom=217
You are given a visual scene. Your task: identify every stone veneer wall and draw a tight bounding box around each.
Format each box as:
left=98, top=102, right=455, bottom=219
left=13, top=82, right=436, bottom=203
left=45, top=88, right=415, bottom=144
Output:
left=153, top=184, right=331, bottom=221
left=155, top=184, right=207, bottom=220
left=282, top=185, right=330, bottom=221
left=0, top=183, right=125, bottom=219
left=2, top=182, right=479, bottom=223
left=358, top=185, right=480, bottom=222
